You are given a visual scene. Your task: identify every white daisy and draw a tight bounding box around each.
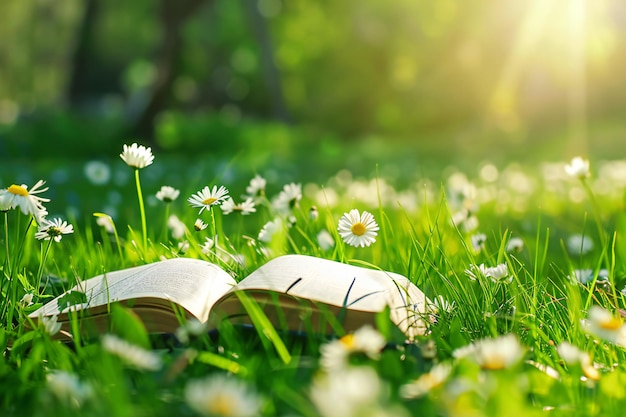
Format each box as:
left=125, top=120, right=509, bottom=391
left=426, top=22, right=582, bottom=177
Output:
left=120, top=142, right=154, bottom=169
left=84, top=160, right=111, bottom=185
left=556, top=341, right=600, bottom=381
left=319, top=325, right=386, bottom=371
left=20, top=293, right=34, bottom=306
left=0, top=180, right=49, bottom=218
left=273, top=182, right=302, bottom=213
left=400, top=363, right=452, bottom=399
left=188, top=185, right=230, bottom=214
left=570, top=269, right=609, bottom=285
left=185, top=374, right=261, bottom=417
left=41, top=314, right=62, bottom=336
left=258, top=218, right=283, bottom=243
left=582, top=305, right=626, bottom=347
left=194, top=218, right=208, bottom=231
left=221, top=197, right=256, bottom=215
left=465, top=263, right=510, bottom=283
left=430, top=295, right=454, bottom=314
left=35, top=217, right=74, bottom=242
left=310, top=366, right=382, bottom=417
left=506, top=237, right=524, bottom=253
left=101, top=334, right=162, bottom=371
left=567, top=234, right=594, bottom=255
left=317, top=229, right=335, bottom=251
left=565, top=156, right=590, bottom=179
left=168, top=214, right=187, bottom=239
left=200, top=237, right=216, bottom=255
left=95, top=214, right=115, bottom=234
left=337, top=209, right=379, bottom=248
left=245, top=174, right=266, bottom=199
left=309, top=205, right=319, bottom=221
left=470, top=233, right=486, bottom=253
left=156, top=185, right=180, bottom=203
left=46, top=370, right=93, bottom=406
left=453, top=333, right=525, bottom=370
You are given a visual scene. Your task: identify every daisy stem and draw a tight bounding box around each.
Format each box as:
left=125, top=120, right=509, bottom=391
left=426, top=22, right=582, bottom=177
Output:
left=209, top=208, right=217, bottom=261
left=134, top=168, right=148, bottom=250
left=162, top=203, right=170, bottom=245
left=35, top=239, right=54, bottom=296
left=3, top=211, right=11, bottom=279
left=1, top=212, right=12, bottom=326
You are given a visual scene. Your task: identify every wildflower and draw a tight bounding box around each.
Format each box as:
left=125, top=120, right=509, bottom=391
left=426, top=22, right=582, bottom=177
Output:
left=570, top=269, right=609, bottom=285
left=175, top=319, right=208, bottom=344
left=221, top=197, right=256, bottom=215
left=319, top=325, right=386, bottom=370
left=178, top=240, right=190, bottom=254
left=41, top=314, right=62, bottom=336
left=309, top=205, right=319, bottom=221
left=95, top=213, right=116, bottom=234
left=47, top=370, right=93, bottom=406
left=465, top=263, right=510, bottom=283
left=258, top=218, right=283, bottom=243
left=84, top=160, right=111, bottom=185
left=245, top=174, right=266, bottom=199
left=0, top=180, right=50, bottom=218
left=453, top=333, right=525, bottom=370
left=556, top=341, right=600, bottom=381
left=35, top=218, right=74, bottom=242
left=565, top=156, right=590, bottom=179
left=337, top=209, right=379, bottom=248
left=101, top=334, right=162, bottom=371
left=20, top=293, right=34, bottom=306
left=310, top=366, right=383, bottom=417
left=506, top=237, right=524, bottom=253
left=567, top=234, right=594, bottom=255
left=194, top=218, right=208, bottom=231
left=582, top=305, right=626, bottom=347
left=200, top=237, right=216, bottom=255
left=430, top=295, right=454, bottom=315
left=400, top=363, right=452, bottom=399
left=188, top=185, right=230, bottom=214
left=185, top=374, right=261, bottom=417
left=156, top=185, right=180, bottom=203
left=452, top=209, right=479, bottom=233
left=120, top=142, right=154, bottom=169
left=168, top=214, right=187, bottom=239
left=273, top=182, right=302, bottom=213
left=470, top=233, right=486, bottom=253
left=317, top=229, right=335, bottom=251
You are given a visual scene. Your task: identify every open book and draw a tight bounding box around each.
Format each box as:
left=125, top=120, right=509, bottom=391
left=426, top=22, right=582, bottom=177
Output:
left=30, top=254, right=430, bottom=340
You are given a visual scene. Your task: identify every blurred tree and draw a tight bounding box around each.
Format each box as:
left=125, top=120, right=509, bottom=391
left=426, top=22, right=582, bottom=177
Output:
left=133, top=0, right=209, bottom=142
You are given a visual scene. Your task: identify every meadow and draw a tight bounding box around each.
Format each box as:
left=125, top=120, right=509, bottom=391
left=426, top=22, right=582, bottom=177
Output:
left=3, top=140, right=626, bottom=417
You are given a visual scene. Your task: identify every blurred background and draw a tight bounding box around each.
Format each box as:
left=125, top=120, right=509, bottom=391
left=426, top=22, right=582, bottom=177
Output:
left=1, top=0, right=626, bottom=182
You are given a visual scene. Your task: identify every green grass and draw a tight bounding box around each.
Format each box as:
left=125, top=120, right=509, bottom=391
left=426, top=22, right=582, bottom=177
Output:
left=2, top=145, right=626, bottom=416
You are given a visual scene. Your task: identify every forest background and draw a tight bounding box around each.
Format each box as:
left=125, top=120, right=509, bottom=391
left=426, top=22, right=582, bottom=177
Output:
left=1, top=0, right=626, bottom=190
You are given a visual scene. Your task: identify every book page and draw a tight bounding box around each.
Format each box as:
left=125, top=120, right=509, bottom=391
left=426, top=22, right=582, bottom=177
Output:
left=30, top=258, right=237, bottom=323
left=219, top=254, right=429, bottom=338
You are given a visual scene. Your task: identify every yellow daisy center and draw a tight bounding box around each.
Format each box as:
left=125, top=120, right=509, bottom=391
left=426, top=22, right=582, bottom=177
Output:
left=339, top=334, right=356, bottom=349
left=350, top=222, right=366, bottom=236
left=600, top=316, right=622, bottom=331
left=209, top=394, right=234, bottom=416
left=8, top=184, right=28, bottom=196
left=481, top=357, right=506, bottom=370
left=202, top=197, right=217, bottom=205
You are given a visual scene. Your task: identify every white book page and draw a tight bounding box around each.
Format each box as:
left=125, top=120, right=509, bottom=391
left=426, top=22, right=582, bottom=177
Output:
left=232, top=254, right=429, bottom=338
left=31, top=258, right=236, bottom=323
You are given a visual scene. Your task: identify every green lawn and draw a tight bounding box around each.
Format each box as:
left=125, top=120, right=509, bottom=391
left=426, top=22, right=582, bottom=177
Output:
left=2, top=135, right=626, bottom=416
